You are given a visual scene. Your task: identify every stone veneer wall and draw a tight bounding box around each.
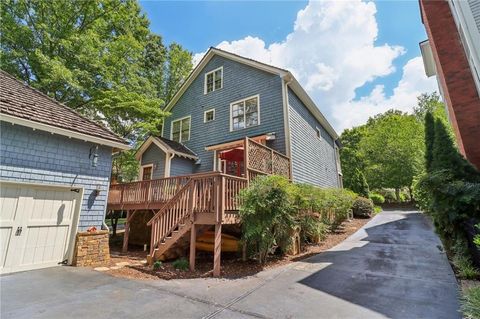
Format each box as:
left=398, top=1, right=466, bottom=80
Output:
left=73, top=230, right=110, bottom=267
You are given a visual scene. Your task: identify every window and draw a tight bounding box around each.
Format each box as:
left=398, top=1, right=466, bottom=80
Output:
left=141, top=165, right=153, bottom=181
left=205, top=67, right=223, bottom=94
left=204, top=109, right=215, bottom=123
left=230, top=95, right=260, bottom=131
left=316, top=127, right=322, bottom=139
left=171, top=116, right=191, bottom=143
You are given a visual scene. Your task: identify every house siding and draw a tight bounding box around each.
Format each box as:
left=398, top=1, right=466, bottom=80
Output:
left=140, top=144, right=166, bottom=179
left=0, top=122, right=113, bottom=230
left=288, top=88, right=339, bottom=188
left=171, top=156, right=194, bottom=176
left=164, top=55, right=287, bottom=173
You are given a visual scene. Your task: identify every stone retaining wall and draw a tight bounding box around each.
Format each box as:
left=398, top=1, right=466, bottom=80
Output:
left=72, top=230, right=110, bottom=267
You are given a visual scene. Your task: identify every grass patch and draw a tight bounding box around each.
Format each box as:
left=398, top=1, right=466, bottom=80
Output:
left=461, top=286, right=480, bottom=319
left=172, top=258, right=189, bottom=271
left=454, top=255, right=480, bottom=280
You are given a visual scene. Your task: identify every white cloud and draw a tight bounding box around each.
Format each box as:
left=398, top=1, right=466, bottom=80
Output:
left=194, top=0, right=437, bottom=133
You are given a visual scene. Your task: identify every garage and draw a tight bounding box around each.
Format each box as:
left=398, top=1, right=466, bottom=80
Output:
left=0, top=182, right=82, bottom=274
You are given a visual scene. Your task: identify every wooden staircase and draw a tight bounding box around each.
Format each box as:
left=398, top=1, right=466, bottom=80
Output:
left=145, top=172, right=247, bottom=275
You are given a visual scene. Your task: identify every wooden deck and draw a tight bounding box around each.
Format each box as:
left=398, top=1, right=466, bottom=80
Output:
left=106, top=137, right=292, bottom=276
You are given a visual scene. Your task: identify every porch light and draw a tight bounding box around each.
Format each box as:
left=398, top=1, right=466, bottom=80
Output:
left=266, top=132, right=276, bottom=140
left=89, top=145, right=99, bottom=167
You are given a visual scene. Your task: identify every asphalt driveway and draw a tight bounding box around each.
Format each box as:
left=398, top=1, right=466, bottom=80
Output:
left=1, top=210, right=461, bottom=319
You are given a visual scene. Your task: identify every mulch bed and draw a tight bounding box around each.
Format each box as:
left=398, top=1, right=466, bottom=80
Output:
left=104, top=217, right=371, bottom=280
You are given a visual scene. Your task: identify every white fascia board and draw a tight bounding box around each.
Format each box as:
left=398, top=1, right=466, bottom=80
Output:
left=285, top=74, right=339, bottom=141
left=165, top=48, right=287, bottom=112
left=135, top=136, right=198, bottom=161
left=1, top=113, right=130, bottom=151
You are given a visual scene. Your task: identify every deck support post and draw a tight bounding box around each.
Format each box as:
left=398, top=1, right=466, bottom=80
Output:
left=189, top=223, right=196, bottom=271
left=122, top=210, right=131, bottom=253
left=213, top=222, right=222, bottom=277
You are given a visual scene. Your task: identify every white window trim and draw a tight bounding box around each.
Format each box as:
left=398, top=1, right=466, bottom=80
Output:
left=170, top=115, right=191, bottom=143
left=204, top=66, right=223, bottom=94
left=229, top=94, right=261, bottom=132
left=316, top=127, right=322, bottom=140
left=139, top=164, right=154, bottom=181
left=204, top=108, right=216, bottom=123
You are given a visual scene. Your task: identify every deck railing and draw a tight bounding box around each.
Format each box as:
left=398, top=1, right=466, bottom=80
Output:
left=146, top=172, right=248, bottom=255
left=245, top=137, right=291, bottom=179
left=108, top=175, right=191, bottom=208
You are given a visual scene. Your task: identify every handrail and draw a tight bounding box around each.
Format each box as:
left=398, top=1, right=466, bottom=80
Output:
left=147, top=172, right=248, bottom=255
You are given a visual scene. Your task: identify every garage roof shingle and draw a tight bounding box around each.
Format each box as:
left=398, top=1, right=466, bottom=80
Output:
left=0, top=70, right=128, bottom=146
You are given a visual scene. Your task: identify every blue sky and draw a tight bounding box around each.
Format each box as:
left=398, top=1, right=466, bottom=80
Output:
left=140, top=1, right=436, bottom=131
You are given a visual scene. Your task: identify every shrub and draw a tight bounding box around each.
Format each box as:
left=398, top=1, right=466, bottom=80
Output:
left=374, top=206, right=382, bottom=214
left=369, top=193, right=385, bottom=205
left=295, top=184, right=356, bottom=231
left=172, top=258, right=189, bottom=271
left=239, top=175, right=297, bottom=263
left=475, top=224, right=480, bottom=248
left=379, top=189, right=396, bottom=203
left=461, top=286, right=480, bottom=319
left=298, top=213, right=328, bottom=244
left=352, top=197, right=374, bottom=218
left=239, top=176, right=357, bottom=263
left=152, top=260, right=162, bottom=270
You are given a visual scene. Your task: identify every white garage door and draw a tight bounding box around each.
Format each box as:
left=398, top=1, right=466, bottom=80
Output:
left=0, top=182, right=81, bottom=274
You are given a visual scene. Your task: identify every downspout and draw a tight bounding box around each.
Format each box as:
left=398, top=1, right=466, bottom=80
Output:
left=165, top=152, right=175, bottom=177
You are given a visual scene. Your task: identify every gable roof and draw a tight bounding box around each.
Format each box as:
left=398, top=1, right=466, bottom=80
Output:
left=164, top=47, right=339, bottom=140
left=0, top=70, right=130, bottom=150
left=135, top=136, right=198, bottom=161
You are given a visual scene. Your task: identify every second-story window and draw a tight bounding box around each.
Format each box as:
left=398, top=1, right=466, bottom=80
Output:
left=230, top=95, right=260, bottom=131
left=171, top=116, right=191, bottom=143
left=204, top=109, right=215, bottom=123
left=205, top=67, right=223, bottom=94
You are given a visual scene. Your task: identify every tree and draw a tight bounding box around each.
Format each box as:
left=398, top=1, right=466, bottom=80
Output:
left=425, top=112, right=435, bottom=173
left=349, top=169, right=370, bottom=197
left=414, top=92, right=445, bottom=122
left=360, top=110, right=425, bottom=199
left=339, top=126, right=367, bottom=191
left=1, top=0, right=192, bottom=142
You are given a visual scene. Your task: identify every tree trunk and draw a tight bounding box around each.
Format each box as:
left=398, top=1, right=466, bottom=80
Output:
left=395, top=188, right=400, bottom=202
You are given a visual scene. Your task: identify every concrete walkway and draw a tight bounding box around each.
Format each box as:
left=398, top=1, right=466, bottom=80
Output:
left=1, top=210, right=461, bottom=319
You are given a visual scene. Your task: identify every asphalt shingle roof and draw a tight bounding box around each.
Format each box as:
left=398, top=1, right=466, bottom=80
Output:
left=0, top=70, right=128, bottom=146
left=155, top=136, right=197, bottom=158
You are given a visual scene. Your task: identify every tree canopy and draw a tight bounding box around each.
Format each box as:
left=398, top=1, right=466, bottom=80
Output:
left=1, top=0, right=192, bottom=141
left=339, top=94, right=445, bottom=196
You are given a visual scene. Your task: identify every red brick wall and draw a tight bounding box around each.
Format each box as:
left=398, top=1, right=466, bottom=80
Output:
left=420, top=0, right=480, bottom=170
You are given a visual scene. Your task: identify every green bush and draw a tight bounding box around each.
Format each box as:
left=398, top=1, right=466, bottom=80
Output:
left=239, top=176, right=357, bottom=263
left=374, top=206, right=382, bottom=214
left=352, top=197, right=374, bottom=218
left=379, top=189, right=396, bottom=203
left=172, top=258, right=189, bottom=271
left=239, top=175, right=297, bottom=263
left=369, top=193, right=385, bottom=205
left=295, top=184, right=356, bottom=231
left=152, top=260, right=162, bottom=270
left=475, top=224, right=480, bottom=248
left=461, top=286, right=480, bottom=319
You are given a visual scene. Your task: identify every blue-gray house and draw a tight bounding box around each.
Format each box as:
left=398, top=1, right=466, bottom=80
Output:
left=0, top=70, right=129, bottom=273
left=136, top=48, right=342, bottom=188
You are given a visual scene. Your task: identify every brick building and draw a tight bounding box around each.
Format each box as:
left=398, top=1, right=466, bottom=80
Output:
left=419, top=0, right=480, bottom=169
